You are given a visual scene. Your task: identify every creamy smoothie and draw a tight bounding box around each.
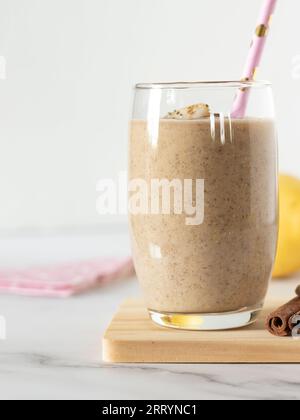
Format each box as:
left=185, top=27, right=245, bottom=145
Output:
left=129, top=117, right=278, bottom=314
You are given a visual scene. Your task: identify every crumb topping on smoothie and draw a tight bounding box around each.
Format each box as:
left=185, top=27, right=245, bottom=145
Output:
left=165, top=103, right=210, bottom=120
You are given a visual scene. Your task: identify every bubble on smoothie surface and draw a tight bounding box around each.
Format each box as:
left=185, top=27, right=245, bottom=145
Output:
left=164, top=103, right=210, bottom=120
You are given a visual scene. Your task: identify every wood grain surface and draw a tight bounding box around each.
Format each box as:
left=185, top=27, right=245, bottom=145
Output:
left=103, top=298, right=300, bottom=363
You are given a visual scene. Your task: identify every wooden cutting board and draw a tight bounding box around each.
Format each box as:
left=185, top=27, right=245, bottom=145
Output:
left=103, top=298, right=300, bottom=363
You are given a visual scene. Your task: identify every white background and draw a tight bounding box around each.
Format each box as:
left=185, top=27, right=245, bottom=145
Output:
left=0, top=0, right=298, bottom=232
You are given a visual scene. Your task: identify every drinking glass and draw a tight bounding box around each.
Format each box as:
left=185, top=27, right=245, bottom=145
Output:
left=129, top=81, right=278, bottom=330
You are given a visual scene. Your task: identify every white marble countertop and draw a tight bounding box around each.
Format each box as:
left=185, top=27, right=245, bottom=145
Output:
left=0, top=230, right=299, bottom=400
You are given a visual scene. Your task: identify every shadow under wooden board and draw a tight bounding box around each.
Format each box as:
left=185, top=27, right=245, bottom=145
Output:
left=103, top=298, right=300, bottom=364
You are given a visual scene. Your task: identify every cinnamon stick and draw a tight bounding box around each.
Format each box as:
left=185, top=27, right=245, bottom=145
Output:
left=288, top=311, right=300, bottom=332
left=266, top=295, right=300, bottom=337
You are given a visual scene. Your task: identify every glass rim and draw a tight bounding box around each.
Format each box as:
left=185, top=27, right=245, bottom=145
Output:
left=135, top=80, right=272, bottom=90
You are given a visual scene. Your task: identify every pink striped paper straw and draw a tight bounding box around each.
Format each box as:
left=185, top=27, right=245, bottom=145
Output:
left=231, top=0, right=278, bottom=118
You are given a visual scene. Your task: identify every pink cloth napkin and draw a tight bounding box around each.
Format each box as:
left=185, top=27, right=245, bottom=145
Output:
left=0, top=257, right=134, bottom=298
